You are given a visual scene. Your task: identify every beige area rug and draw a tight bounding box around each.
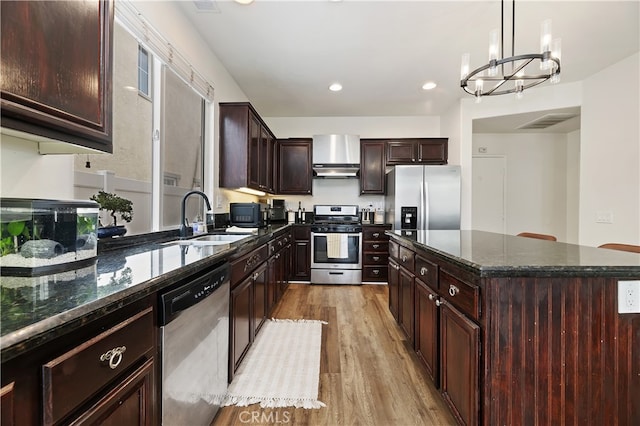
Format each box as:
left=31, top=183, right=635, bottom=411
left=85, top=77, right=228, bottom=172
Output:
left=221, top=319, right=327, bottom=409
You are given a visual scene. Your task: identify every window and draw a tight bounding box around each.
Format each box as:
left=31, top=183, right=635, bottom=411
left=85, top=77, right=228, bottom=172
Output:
left=138, top=45, right=150, bottom=97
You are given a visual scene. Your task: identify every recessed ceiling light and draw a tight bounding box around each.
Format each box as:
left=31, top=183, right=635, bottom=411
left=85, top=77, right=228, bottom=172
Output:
left=234, top=0, right=254, bottom=5
left=422, top=82, right=437, bottom=90
left=329, top=83, right=343, bottom=92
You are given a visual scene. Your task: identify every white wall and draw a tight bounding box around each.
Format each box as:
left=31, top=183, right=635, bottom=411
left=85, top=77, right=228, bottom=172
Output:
left=472, top=133, right=572, bottom=241
left=566, top=130, right=581, bottom=243
left=579, top=53, right=640, bottom=246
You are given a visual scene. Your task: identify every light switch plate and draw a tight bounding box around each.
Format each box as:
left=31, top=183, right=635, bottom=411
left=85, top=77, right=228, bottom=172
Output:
left=618, top=280, right=640, bottom=314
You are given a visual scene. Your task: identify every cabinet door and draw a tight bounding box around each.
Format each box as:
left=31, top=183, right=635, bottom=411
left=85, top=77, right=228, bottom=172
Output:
left=70, top=358, right=154, bottom=426
left=277, top=139, right=313, bottom=195
left=415, top=279, right=439, bottom=385
left=386, top=141, right=416, bottom=164
left=248, top=113, right=262, bottom=189
left=267, top=256, right=277, bottom=315
left=417, top=138, right=448, bottom=164
left=230, top=276, right=253, bottom=377
left=440, top=303, right=480, bottom=426
left=360, top=140, right=386, bottom=194
left=292, top=226, right=311, bottom=280
left=1, top=382, right=14, bottom=426
left=253, top=263, right=267, bottom=335
left=0, top=1, right=113, bottom=152
left=399, top=266, right=415, bottom=344
left=263, top=129, right=276, bottom=193
left=388, top=259, right=400, bottom=321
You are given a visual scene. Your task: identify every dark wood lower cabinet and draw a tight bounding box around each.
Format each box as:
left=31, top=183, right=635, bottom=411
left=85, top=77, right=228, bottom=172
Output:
left=253, top=263, right=267, bottom=335
left=398, top=266, right=415, bottom=344
left=440, top=302, right=480, bottom=426
left=292, top=226, right=311, bottom=281
left=415, top=278, right=439, bottom=385
left=230, top=275, right=253, bottom=378
left=388, top=259, right=400, bottom=321
left=1, top=382, right=14, bottom=426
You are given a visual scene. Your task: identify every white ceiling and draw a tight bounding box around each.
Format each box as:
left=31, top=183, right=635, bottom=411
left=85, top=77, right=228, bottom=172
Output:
left=178, top=0, right=639, bottom=130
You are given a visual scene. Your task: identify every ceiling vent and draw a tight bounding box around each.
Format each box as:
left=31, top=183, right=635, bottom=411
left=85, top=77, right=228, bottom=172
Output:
left=517, top=113, right=578, bottom=130
left=193, top=0, right=220, bottom=13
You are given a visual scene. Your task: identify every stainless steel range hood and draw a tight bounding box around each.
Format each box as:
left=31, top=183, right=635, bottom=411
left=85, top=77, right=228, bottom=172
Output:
left=312, top=134, right=360, bottom=178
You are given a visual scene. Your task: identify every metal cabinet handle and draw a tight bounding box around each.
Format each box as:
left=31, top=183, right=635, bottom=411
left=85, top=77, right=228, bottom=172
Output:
left=253, top=272, right=260, bottom=280
left=100, top=346, right=127, bottom=370
left=435, top=299, right=444, bottom=307
left=372, top=269, right=380, bottom=275
left=420, top=267, right=428, bottom=276
left=372, top=256, right=380, bottom=261
left=372, top=244, right=380, bottom=249
left=402, top=255, right=407, bottom=262
left=449, top=284, right=460, bottom=297
left=275, top=253, right=280, bottom=259
left=428, top=293, right=435, bottom=301
left=373, top=232, right=380, bottom=237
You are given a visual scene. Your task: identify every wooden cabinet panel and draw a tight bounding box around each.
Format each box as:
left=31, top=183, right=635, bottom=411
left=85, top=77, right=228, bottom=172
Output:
left=231, top=245, right=269, bottom=285
left=386, top=138, right=448, bottom=165
left=415, top=279, right=439, bottom=385
left=415, top=255, right=438, bottom=289
left=252, top=263, right=267, bottom=334
left=1, top=382, right=14, bottom=426
left=399, top=266, right=415, bottom=344
left=440, top=303, right=479, bottom=426
left=70, top=358, right=153, bottom=426
left=398, top=246, right=415, bottom=271
left=388, top=259, right=400, bottom=321
left=42, top=308, right=154, bottom=425
left=363, top=265, right=388, bottom=281
left=360, top=140, right=386, bottom=194
left=277, top=139, right=312, bottom=195
left=220, top=102, right=276, bottom=193
left=291, top=225, right=311, bottom=281
left=440, top=270, right=480, bottom=321
left=362, top=225, right=391, bottom=282
left=230, top=276, right=252, bottom=378
left=0, top=0, right=114, bottom=152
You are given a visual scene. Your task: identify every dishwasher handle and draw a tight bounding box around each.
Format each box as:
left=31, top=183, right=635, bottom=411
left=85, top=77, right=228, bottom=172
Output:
left=158, top=262, right=229, bottom=326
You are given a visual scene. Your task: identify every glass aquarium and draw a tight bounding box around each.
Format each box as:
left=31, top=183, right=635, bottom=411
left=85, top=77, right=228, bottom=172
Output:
left=0, top=199, right=99, bottom=276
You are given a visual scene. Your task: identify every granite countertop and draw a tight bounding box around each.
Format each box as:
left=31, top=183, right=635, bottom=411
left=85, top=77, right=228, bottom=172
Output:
left=0, top=224, right=290, bottom=362
left=388, top=230, right=640, bottom=278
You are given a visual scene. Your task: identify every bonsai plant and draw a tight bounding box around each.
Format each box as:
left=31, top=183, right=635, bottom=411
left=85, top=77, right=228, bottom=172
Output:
left=90, top=191, right=133, bottom=237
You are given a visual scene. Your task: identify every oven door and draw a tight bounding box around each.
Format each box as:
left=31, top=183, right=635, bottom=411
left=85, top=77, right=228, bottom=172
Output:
left=310, top=232, right=362, bottom=269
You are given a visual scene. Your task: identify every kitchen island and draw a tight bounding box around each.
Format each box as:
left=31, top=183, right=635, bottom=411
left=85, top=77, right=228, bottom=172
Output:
left=387, top=230, right=640, bottom=426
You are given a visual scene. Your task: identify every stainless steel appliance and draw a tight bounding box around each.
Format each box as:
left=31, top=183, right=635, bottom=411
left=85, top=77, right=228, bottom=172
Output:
left=229, top=202, right=269, bottom=228
left=271, top=199, right=286, bottom=223
left=312, top=134, right=360, bottom=178
left=386, top=165, right=461, bottom=230
left=159, top=262, right=229, bottom=425
left=311, top=205, right=362, bottom=285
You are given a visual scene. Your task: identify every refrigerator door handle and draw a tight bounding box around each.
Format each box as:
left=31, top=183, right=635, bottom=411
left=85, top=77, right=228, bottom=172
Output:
left=423, top=180, right=429, bottom=229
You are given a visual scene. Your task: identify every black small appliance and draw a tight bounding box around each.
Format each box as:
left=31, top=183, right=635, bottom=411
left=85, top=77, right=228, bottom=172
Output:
left=400, top=206, right=417, bottom=229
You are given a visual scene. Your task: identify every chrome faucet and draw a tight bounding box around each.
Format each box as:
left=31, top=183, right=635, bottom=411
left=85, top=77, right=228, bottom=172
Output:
left=180, top=190, right=212, bottom=238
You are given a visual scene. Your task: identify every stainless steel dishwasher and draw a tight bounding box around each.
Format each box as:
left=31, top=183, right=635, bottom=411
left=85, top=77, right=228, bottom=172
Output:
left=158, top=262, right=229, bottom=426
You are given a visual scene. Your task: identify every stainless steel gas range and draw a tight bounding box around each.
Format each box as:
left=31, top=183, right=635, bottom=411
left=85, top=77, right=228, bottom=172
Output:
left=310, top=205, right=362, bottom=285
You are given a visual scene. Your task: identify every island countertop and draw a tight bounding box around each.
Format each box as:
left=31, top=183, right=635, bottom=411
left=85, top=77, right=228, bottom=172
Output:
left=0, top=224, right=290, bottom=362
left=387, top=229, right=640, bottom=278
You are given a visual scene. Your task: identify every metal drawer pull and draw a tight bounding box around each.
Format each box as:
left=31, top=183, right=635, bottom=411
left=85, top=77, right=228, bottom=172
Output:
left=402, top=255, right=407, bottom=262
left=428, top=293, right=435, bottom=301
left=420, top=267, right=428, bottom=276
left=100, top=346, right=127, bottom=370
left=373, top=244, right=380, bottom=249
left=373, top=232, right=380, bottom=237
left=372, top=256, right=380, bottom=261
left=449, top=284, right=460, bottom=297
left=435, top=299, right=444, bottom=307
left=372, top=269, right=380, bottom=275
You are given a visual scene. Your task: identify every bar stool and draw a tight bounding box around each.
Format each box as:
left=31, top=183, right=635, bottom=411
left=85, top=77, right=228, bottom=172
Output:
left=598, top=243, right=640, bottom=253
left=516, top=232, right=557, bottom=241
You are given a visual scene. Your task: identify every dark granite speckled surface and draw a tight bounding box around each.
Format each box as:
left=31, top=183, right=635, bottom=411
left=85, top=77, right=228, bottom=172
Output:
left=388, top=230, right=640, bottom=278
left=0, top=224, right=290, bottom=362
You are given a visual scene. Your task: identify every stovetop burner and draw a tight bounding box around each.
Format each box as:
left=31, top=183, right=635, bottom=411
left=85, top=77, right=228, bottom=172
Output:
left=312, top=205, right=361, bottom=229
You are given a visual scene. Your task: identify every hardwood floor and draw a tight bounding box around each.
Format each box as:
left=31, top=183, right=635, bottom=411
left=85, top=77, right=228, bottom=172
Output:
left=213, top=284, right=456, bottom=426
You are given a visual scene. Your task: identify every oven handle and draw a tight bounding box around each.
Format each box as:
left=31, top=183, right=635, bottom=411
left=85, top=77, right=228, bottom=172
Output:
left=311, top=233, right=362, bottom=238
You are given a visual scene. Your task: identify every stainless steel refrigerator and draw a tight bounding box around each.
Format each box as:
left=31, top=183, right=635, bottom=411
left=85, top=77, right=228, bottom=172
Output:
left=385, top=165, right=461, bottom=230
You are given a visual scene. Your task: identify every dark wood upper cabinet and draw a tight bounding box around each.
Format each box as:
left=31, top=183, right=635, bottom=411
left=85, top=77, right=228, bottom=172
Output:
left=219, top=102, right=277, bottom=194
left=0, top=0, right=114, bottom=153
left=360, top=139, right=387, bottom=194
left=386, top=138, right=448, bottom=165
left=276, top=139, right=312, bottom=195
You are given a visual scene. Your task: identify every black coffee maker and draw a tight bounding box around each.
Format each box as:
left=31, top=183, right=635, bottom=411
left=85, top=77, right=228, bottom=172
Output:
left=400, top=206, right=417, bottom=229
left=271, top=199, right=286, bottom=223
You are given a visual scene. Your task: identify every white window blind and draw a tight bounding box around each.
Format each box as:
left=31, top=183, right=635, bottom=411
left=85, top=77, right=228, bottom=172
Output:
left=115, top=0, right=215, bottom=102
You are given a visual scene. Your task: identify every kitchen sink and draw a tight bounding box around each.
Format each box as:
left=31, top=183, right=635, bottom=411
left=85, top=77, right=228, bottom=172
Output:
left=164, top=233, right=253, bottom=246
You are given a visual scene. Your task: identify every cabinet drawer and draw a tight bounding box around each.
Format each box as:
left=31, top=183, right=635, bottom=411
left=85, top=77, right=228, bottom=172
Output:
left=363, top=241, right=388, bottom=253
left=415, top=255, right=438, bottom=289
left=363, top=227, right=390, bottom=241
left=363, top=266, right=388, bottom=281
left=398, top=246, right=415, bottom=271
left=231, top=244, right=269, bottom=284
left=363, top=252, right=388, bottom=265
left=439, top=270, right=480, bottom=320
left=269, top=234, right=288, bottom=256
left=42, top=308, right=154, bottom=425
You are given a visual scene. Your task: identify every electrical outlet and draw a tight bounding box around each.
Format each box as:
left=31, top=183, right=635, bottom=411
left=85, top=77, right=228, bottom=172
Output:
left=595, top=211, right=614, bottom=224
left=216, top=195, right=223, bottom=209
left=618, top=281, right=640, bottom=314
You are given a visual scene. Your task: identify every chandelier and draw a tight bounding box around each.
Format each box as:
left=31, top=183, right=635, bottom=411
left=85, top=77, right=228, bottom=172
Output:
left=460, top=0, right=561, bottom=100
